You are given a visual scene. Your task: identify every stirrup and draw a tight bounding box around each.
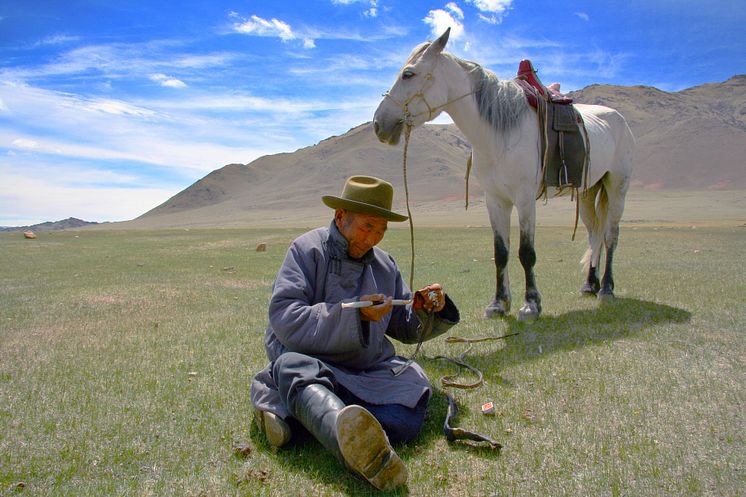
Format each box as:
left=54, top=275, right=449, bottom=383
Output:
left=255, top=410, right=291, bottom=448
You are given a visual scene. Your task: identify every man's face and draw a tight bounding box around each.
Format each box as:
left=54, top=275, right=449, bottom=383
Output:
left=335, top=210, right=388, bottom=259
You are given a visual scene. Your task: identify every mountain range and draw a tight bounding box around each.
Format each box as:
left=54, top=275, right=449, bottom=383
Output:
left=0, top=217, right=101, bottom=232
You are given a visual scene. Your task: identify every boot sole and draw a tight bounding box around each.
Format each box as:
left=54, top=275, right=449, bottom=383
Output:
left=255, top=410, right=291, bottom=448
left=335, top=405, right=407, bottom=490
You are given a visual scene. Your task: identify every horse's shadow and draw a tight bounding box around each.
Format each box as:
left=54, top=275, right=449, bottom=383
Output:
left=411, top=297, right=692, bottom=447
left=476, top=296, right=691, bottom=367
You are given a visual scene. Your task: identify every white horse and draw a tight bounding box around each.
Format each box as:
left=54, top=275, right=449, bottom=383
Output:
left=373, top=28, right=634, bottom=320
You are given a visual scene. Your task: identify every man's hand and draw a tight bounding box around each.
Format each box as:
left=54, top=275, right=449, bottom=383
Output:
left=413, top=283, right=446, bottom=313
left=359, top=294, right=393, bottom=321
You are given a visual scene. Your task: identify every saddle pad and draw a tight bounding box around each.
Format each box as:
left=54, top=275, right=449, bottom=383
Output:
left=553, top=103, right=580, bottom=132
left=544, top=103, right=587, bottom=188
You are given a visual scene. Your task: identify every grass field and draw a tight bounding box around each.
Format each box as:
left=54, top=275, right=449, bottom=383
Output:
left=1, top=220, right=744, bottom=496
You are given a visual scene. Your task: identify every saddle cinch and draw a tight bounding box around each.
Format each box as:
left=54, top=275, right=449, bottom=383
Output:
left=515, top=60, right=589, bottom=197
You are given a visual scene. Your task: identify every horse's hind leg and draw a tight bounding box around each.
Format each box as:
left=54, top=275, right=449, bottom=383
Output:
left=599, top=225, right=617, bottom=298
left=484, top=195, right=512, bottom=318
left=579, top=183, right=603, bottom=295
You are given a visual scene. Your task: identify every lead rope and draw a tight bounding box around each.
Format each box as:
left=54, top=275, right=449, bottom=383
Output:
left=402, top=122, right=416, bottom=290
left=389, top=67, right=507, bottom=448
left=399, top=120, right=507, bottom=449
left=390, top=121, right=430, bottom=377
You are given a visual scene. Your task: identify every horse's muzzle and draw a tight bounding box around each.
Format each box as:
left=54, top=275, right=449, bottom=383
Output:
left=372, top=118, right=403, bottom=146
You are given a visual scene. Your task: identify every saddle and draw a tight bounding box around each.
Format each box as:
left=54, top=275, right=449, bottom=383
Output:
left=514, top=60, right=588, bottom=195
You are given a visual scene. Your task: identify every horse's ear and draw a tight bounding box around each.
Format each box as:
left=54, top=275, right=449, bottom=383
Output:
left=424, top=27, right=450, bottom=57
left=436, top=27, right=451, bottom=50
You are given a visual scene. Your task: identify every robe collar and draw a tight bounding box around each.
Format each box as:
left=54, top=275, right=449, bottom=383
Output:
left=328, top=220, right=375, bottom=265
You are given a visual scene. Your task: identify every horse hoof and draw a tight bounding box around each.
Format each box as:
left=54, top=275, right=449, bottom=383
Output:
left=598, top=290, right=615, bottom=301
left=484, top=303, right=510, bottom=319
left=484, top=307, right=507, bottom=319
left=580, top=283, right=599, bottom=296
left=518, top=303, right=540, bottom=322
left=485, top=298, right=510, bottom=319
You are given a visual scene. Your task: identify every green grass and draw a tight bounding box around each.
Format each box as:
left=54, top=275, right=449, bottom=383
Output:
left=0, top=225, right=744, bottom=496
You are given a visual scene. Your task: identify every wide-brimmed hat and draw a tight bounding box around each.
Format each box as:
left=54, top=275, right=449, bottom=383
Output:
left=322, top=175, right=408, bottom=222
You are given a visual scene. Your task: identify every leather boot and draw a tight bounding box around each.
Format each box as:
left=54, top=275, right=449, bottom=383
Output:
left=254, top=410, right=291, bottom=448
left=293, top=384, right=408, bottom=490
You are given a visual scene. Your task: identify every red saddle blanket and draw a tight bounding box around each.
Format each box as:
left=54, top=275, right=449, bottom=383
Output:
left=516, top=59, right=573, bottom=108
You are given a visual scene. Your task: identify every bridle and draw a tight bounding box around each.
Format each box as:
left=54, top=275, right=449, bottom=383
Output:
left=381, top=54, right=477, bottom=128
left=379, top=55, right=479, bottom=293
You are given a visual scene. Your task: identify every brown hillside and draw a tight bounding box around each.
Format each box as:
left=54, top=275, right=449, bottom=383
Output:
left=569, top=75, right=746, bottom=190
left=137, top=123, right=476, bottom=227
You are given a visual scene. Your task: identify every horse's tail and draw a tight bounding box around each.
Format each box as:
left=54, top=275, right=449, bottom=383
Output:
left=581, top=181, right=609, bottom=274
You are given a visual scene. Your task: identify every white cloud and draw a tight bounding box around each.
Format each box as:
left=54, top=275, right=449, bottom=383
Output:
left=233, top=15, right=296, bottom=41
left=366, top=0, right=378, bottom=17
left=33, top=34, right=80, bottom=47
left=423, top=8, right=465, bottom=41
left=84, top=99, right=158, bottom=117
left=0, top=83, right=281, bottom=172
left=575, top=12, right=590, bottom=21
left=0, top=171, right=178, bottom=224
left=232, top=14, right=319, bottom=49
left=150, top=73, right=188, bottom=88
left=467, top=0, right=513, bottom=23
left=0, top=41, right=236, bottom=84
left=446, top=2, right=464, bottom=19
left=331, top=0, right=379, bottom=17
left=0, top=77, right=382, bottom=184
left=11, top=138, right=38, bottom=150
left=467, top=0, right=513, bottom=14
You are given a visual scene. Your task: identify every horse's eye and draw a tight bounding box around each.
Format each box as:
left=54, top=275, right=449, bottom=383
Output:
left=402, top=70, right=415, bottom=80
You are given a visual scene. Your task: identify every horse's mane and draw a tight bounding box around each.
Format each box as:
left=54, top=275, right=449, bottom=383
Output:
left=444, top=52, right=528, bottom=133
left=407, top=42, right=527, bottom=132
left=406, top=42, right=431, bottom=64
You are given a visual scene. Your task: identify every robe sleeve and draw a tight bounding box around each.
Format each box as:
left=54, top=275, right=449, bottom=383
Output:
left=383, top=257, right=461, bottom=344
left=268, top=242, right=367, bottom=356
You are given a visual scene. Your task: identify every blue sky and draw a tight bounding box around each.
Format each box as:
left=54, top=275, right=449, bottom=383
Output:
left=1, top=0, right=744, bottom=226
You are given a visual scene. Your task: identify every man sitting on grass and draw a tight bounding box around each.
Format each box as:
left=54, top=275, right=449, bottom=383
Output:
left=250, top=175, right=460, bottom=490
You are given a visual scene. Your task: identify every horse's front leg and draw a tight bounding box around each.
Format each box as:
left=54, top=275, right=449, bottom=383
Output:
left=516, top=201, right=542, bottom=321
left=484, top=196, right=512, bottom=318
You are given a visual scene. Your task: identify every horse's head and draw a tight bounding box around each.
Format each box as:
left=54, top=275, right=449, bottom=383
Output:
left=373, top=28, right=451, bottom=145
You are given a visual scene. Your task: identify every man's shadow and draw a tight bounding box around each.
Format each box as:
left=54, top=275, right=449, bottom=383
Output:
left=412, top=297, right=691, bottom=450
left=248, top=297, right=690, bottom=493
left=248, top=421, right=414, bottom=495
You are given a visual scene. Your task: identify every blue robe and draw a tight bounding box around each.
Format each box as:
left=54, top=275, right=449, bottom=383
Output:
left=250, top=221, right=460, bottom=419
